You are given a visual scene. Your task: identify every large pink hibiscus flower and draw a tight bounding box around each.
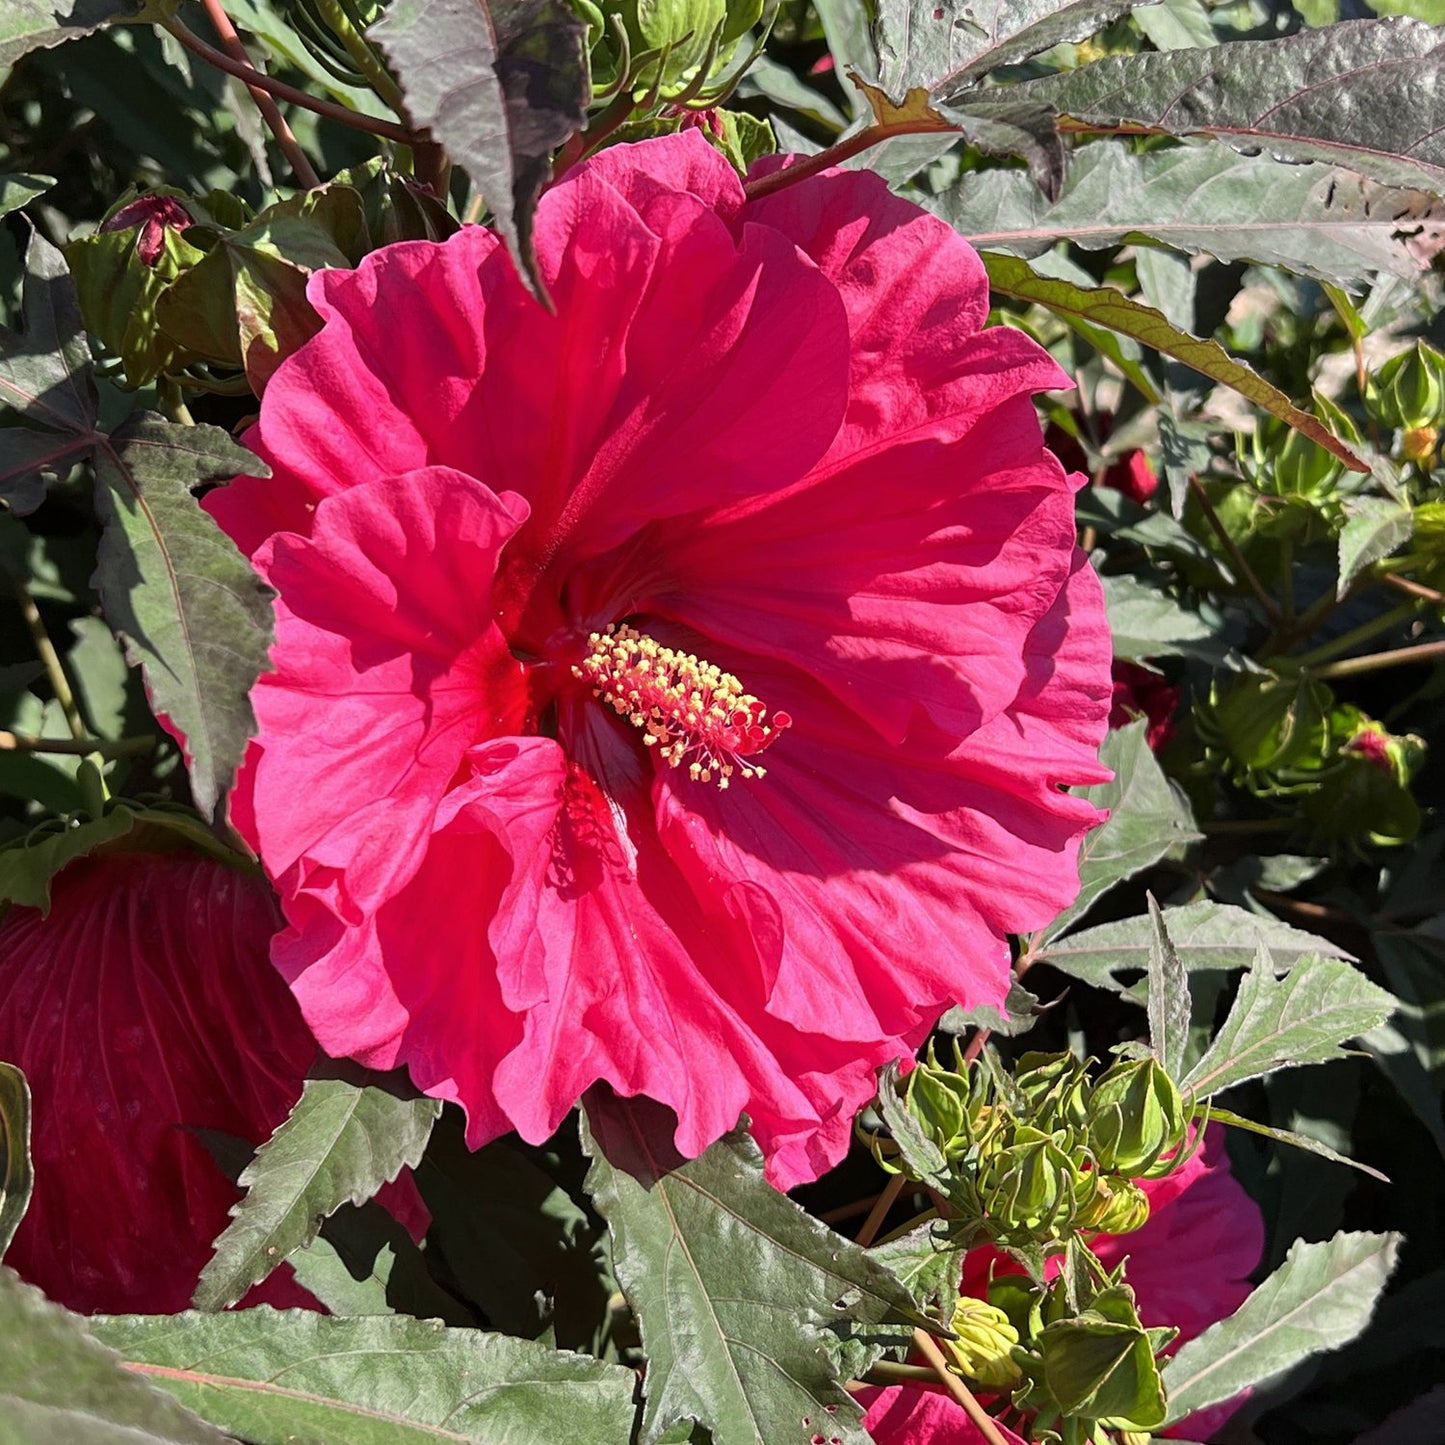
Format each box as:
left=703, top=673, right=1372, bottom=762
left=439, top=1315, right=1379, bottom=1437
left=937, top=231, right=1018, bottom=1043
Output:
left=207, top=132, right=1112, bottom=1187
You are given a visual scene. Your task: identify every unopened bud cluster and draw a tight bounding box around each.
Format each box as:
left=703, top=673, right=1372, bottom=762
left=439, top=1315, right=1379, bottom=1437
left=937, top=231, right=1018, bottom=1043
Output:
left=876, top=1047, right=1189, bottom=1252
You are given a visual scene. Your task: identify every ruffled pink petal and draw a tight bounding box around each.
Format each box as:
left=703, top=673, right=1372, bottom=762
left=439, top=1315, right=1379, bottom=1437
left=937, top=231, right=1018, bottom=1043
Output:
left=0, top=852, right=316, bottom=1314
left=860, top=1385, right=1028, bottom=1445
left=236, top=467, right=528, bottom=919
left=642, top=393, right=1082, bottom=745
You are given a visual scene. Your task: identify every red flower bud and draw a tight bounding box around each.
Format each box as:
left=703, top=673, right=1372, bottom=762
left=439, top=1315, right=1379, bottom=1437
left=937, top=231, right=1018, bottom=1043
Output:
left=101, top=193, right=193, bottom=268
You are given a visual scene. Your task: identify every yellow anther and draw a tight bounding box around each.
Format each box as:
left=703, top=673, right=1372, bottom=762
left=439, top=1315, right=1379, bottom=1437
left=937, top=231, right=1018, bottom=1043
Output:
left=573, top=624, right=791, bottom=788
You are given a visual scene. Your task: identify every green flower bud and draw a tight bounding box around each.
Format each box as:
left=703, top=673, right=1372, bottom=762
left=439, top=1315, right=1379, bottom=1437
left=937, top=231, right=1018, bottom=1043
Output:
left=1090, top=1176, right=1152, bottom=1235
left=904, top=1057, right=974, bottom=1157
left=978, top=1124, right=1079, bottom=1239
left=1087, top=1060, right=1186, bottom=1179
left=944, top=1297, right=1023, bottom=1389
left=1195, top=673, right=1334, bottom=795
left=1368, top=339, right=1445, bottom=433
left=1014, top=1050, right=1092, bottom=1132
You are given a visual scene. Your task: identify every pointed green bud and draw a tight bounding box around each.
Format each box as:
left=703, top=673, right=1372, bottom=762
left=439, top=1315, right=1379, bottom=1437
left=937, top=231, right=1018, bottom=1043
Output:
left=1368, top=339, right=1445, bottom=434
left=978, top=1125, right=1079, bottom=1239
left=1014, top=1050, right=1092, bottom=1132
left=944, top=1297, right=1023, bottom=1389
left=1090, top=1177, right=1152, bottom=1235
left=1087, top=1060, right=1186, bottom=1179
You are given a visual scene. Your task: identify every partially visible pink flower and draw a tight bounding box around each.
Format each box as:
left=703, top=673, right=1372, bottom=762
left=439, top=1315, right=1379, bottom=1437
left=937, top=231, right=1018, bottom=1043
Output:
left=208, top=133, right=1112, bottom=1188
left=863, top=1125, right=1264, bottom=1443
left=0, top=850, right=317, bottom=1313
left=1110, top=661, right=1181, bottom=752
left=1046, top=414, right=1159, bottom=505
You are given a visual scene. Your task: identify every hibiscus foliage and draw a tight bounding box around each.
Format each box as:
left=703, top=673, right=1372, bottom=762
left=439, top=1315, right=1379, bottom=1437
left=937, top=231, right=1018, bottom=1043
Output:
left=2, top=0, right=1445, bottom=1442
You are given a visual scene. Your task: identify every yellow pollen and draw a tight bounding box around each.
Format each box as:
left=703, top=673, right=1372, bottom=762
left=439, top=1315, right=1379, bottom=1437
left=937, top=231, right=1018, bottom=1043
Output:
left=572, top=624, right=792, bottom=788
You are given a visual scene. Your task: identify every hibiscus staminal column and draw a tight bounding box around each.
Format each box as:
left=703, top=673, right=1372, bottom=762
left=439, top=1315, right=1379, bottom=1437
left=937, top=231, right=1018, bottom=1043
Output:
left=574, top=623, right=791, bottom=786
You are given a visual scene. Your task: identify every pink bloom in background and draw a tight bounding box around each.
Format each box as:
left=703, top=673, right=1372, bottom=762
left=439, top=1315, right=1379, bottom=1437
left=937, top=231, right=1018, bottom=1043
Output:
left=1045, top=414, right=1159, bottom=505
left=207, top=133, right=1113, bottom=1187
left=862, top=1125, right=1265, bottom=1444
left=1110, top=660, right=1182, bottom=751
left=0, top=850, right=317, bottom=1313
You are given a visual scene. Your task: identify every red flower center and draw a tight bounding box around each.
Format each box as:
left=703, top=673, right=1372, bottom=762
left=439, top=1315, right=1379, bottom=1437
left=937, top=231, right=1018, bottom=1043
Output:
left=573, top=624, right=791, bottom=788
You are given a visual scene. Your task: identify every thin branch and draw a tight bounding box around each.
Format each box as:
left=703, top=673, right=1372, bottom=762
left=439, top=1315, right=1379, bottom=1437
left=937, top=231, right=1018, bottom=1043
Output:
left=1189, top=475, right=1284, bottom=626
left=0, top=731, right=155, bottom=757
left=197, top=0, right=320, bottom=187
left=1382, top=571, right=1445, bottom=606
left=163, top=18, right=418, bottom=147
left=742, top=119, right=954, bottom=202
left=1312, top=637, right=1445, bottom=680
left=1290, top=601, right=1419, bottom=670
left=911, top=1328, right=1012, bottom=1445
left=856, top=1172, right=907, bottom=1248
left=6, top=572, right=86, bottom=741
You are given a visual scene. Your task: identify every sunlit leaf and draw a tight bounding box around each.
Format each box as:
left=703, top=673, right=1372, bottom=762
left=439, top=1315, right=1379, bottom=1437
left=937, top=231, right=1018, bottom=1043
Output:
left=1161, top=1231, right=1401, bottom=1421
left=981, top=251, right=1370, bottom=471
left=1182, top=948, right=1398, bottom=1098
left=194, top=1073, right=442, bottom=1311
left=0, top=1064, right=32, bottom=1262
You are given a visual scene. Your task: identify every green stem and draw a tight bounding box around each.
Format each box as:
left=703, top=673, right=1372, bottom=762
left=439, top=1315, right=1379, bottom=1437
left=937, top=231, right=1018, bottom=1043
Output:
left=1312, top=637, right=1445, bottom=681
left=163, top=18, right=418, bottom=146
left=5, top=570, right=87, bottom=741
left=741, top=118, right=954, bottom=202
left=1189, top=476, right=1284, bottom=626
left=0, top=731, right=155, bottom=757
left=1290, top=601, right=1419, bottom=670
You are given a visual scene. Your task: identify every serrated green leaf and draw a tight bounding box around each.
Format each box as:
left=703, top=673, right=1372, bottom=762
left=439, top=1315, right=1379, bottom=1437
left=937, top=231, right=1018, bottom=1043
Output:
left=370, top=0, right=588, bottom=299
left=0, top=1269, right=223, bottom=1445
left=1161, top=1231, right=1401, bottom=1421
left=1205, top=1104, right=1388, bottom=1181
left=90, top=416, right=273, bottom=821
left=1182, top=950, right=1398, bottom=1098
left=1031, top=900, right=1351, bottom=994
left=870, top=1223, right=967, bottom=1318
left=1338, top=497, right=1414, bottom=595
left=0, top=175, right=53, bottom=218
left=194, top=1074, right=441, bottom=1311
left=1038, top=721, right=1200, bottom=944
left=0, top=1064, right=32, bottom=1262
left=935, top=142, right=1444, bottom=287
left=582, top=1092, right=922, bottom=1445
left=89, top=1309, right=638, bottom=1444
left=1015, top=18, right=1445, bottom=195
left=1100, top=572, right=1226, bottom=663
left=1146, top=896, right=1191, bottom=1078
left=982, top=251, right=1370, bottom=472
left=874, top=1060, right=953, bottom=1193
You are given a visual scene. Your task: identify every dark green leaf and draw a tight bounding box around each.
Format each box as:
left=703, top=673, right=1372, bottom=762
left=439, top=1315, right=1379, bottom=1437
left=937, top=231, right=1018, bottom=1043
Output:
left=582, top=1092, right=922, bottom=1445
left=1100, top=573, right=1226, bottom=663
left=1031, top=900, right=1351, bottom=994
left=1146, top=896, right=1191, bottom=1078
left=194, top=1074, right=442, bottom=1311
left=0, top=176, right=54, bottom=218
left=870, top=1222, right=968, bottom=1317
left=0, top=232, right=97, bottom=504
left=1182, top=948, right=1398, bottom=1099
left=1160, top=1231, right=1401, bottom=1421
left=1015, top=19, right=1445, bottom=195
left=370, top=0, right=589, bottom=298
left=90, top=416, right=274, bottom=821
left=933, top=141, right=1445, bottom=287
left=981, top=251, right=1371, bottom=471
left=1337, top=497, right=1414, bottom=595
left=937, top=979, right=1040, bottom=1036
left=0, top=1063, right=32, bottom=1261
left=416, top=1122, right=611, bottom=1347
left=0, top=0, right=159, bottom=69
left=89, top=1310, right=639, bottom=1444
left=0, top=1268, right=223, bottom=1445
left=874, top=1061, right=953, bottom=1193
left=873, top=0, right=1154, bottom=102
left=1037, top=721, right=1200, bottom=944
